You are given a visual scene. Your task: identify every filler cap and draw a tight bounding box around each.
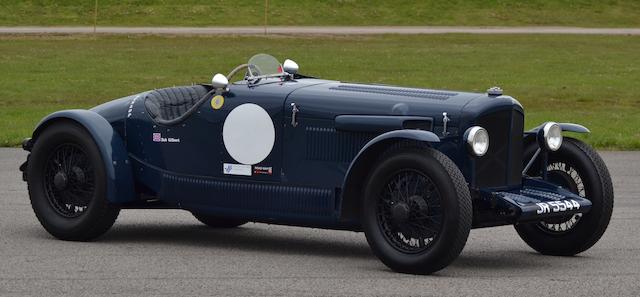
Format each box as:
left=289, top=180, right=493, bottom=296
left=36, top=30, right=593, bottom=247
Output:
left=487, top=86, right=503, bottom=96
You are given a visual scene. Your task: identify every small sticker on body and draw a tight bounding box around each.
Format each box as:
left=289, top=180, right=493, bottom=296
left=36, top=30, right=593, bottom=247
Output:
left=253, top=166, right=273, bottom=175
left=152, top=133, right=180, bottom=143
left=211, top=95, right=225, bottom=110
left=223, top=163, right=252, bottom=176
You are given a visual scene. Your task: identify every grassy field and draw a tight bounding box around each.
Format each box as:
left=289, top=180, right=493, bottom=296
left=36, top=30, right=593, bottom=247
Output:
left=1, top=0, right=640, bottom=27
left=0, top=34, right=638, bottom=149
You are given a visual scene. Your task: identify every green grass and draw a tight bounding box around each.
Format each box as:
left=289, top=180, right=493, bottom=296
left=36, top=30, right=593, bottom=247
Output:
left=0, top=34, right=639, bottom=149
left=1, top=0, right=640, bottom=27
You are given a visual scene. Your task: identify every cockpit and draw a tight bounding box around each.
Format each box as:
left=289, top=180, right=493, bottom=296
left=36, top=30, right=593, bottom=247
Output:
left=144, top=54, right=300, bottom=125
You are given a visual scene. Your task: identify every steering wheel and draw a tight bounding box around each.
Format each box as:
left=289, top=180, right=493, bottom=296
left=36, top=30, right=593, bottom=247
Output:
left=226, top=64, right=249, bottom=80
left=227, top=64, right=265, bottom=81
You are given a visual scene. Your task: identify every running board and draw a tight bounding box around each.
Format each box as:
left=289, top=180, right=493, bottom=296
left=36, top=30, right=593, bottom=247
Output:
left=490, top=178, right=592, bottom=222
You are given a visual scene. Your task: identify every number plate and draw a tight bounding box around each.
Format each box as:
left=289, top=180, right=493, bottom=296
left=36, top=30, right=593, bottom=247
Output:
left=535, top=199, right=581, bottom=215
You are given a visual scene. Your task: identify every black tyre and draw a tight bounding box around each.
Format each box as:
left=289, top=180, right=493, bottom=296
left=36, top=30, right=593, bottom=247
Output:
left=515, top=137, right=614, bottom=255
left=27, top=121, right=120, bottom=241
left=362, top=145, right=472, bottom=274
left=192, top=213, right=248, bottom=228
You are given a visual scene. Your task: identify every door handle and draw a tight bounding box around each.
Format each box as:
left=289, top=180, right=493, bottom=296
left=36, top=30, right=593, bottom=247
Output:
left=290, top=102, right=299, bottom=127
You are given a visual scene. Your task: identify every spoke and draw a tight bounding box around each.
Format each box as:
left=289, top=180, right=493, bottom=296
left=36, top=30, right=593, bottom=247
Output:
left=408, top=221, right=439, bottom=235
left=404, top=172, right=410, bottom=200
left=43, top=144, right=94, bottom=218
left=410, top=173, right=418, bottom=197
left=376, top=169, right=444, bottom=253
left=393, top=177, right=406, bottom=202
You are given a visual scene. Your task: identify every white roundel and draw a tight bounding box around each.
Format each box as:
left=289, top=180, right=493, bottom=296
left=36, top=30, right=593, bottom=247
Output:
left=223, top=103, right=275, bottom=165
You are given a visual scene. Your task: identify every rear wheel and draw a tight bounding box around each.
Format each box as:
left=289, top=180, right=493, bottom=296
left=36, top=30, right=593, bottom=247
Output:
left=515, top=137, right=614, bottom=255
left=192, top=213, right=248, bottom=228
left=27, top=121, right=120, bottom=241
left=362, top=145, right=472, bottom=274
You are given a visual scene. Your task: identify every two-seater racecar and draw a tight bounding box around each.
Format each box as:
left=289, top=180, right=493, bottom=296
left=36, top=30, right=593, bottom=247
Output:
left=20, top=54, right=613, bottom=274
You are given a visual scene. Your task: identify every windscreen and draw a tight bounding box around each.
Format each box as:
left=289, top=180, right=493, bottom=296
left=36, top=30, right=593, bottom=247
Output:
left=247, top=54, right=283, bottom=77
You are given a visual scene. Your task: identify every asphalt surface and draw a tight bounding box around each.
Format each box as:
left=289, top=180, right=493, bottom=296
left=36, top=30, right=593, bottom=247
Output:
left=1, top=26, right=640, bottom=35
left=1, top=148, right=638, bottom=296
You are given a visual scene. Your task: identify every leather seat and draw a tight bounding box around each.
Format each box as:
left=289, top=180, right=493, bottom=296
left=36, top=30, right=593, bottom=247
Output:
left=144, top=85, right=210, bottom=123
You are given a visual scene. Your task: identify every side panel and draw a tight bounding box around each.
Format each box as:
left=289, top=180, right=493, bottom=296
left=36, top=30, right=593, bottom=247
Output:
left=125, top=80, right=344, bottom=222
left=282, top=115, right=378, bottom=189
left=32, top=110, right=135, bottom=203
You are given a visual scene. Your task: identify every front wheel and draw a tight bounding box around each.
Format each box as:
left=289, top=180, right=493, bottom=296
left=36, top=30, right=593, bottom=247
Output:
left=27, top=121, right=120, bottom=241
left=362, top=145, right=472, bottom=274
left=515, top=137, right=614, bottom=255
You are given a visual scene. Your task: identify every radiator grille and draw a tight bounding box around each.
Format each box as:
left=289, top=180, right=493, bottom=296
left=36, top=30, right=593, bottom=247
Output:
left=474, top=109, right=523, bottom=188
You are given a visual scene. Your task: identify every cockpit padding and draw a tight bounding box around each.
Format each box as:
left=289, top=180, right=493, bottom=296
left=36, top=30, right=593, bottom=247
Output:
left=144, top=85, right=211, bottom=125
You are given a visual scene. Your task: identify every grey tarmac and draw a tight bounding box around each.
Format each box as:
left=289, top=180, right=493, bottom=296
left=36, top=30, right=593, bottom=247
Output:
left=0, top=148, right=638, bottom=296
left=1, top=26, right=640, bottom=35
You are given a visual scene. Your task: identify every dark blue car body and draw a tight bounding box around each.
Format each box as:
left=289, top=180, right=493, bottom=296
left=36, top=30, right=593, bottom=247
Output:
left=24, top=74, right=591, bottom=231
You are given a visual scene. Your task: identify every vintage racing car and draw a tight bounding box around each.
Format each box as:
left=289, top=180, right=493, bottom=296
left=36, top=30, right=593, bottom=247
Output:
left=20, top=54, right=614, bottom=274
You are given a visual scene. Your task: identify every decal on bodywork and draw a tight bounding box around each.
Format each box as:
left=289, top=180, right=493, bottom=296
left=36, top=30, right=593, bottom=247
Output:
left=152, top=133, right=180, bottom=143
left=223, top=163, right=252, bottom=176
left=127, top=95, right=141, bottom=118
left=211, top=95, right=225, bottom=110
left=222, top=103, right=275, bottom=165
left=253, top=166, right=273, bottom=175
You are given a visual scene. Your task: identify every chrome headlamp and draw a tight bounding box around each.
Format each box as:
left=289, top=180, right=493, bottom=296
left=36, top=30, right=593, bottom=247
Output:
left=465, top=126, right=489, bottom=156
left=539, top=122, right=563, bottom=151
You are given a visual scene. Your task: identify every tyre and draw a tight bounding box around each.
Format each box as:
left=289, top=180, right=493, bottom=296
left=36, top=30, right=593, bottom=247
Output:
left=27, top=121, right=120, bottom=241
left=515, top=137, right=614, bottom=255
left=192, top=213, right=248, bottom=228
left=362, top=144, right=472, bottom=274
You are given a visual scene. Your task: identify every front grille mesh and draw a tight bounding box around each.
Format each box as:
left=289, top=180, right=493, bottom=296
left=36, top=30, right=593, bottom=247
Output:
left=474, top=109, right=523, bottom=188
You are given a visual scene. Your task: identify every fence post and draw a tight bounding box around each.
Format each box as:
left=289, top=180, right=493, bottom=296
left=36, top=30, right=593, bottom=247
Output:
left=264, top=0, right=268, bottom=35
left=93, top=0, right=98, bottom=34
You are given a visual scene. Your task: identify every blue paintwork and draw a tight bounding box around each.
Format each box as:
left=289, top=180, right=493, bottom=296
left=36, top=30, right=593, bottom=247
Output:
left=32, top=109, right=135, bottom=203
left=24, top=70, right=592, bottom=230
left=349, top=129, right=441, bottom=172
left=335, top=115, right=433, bottom=132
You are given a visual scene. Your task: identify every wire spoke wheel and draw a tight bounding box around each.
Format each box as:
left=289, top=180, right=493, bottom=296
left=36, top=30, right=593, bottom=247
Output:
left=43, top=143, right=94, bottom=218
left=376, top=169, right=443, bottom=254
left=516, top=138, right=613, bottom=256
left=27, top=122, right=120, bottom=241
left=363, top=146, right=471, bottom=274
left=537, top=161, right=585, bottom=234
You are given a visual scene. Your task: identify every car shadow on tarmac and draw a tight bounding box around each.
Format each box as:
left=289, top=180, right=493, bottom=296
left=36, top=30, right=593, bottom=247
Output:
left=90, top=221, right=547, bottom=272
left=18, top=220, right=555, bottom=276
left=100, top=222, right=375, bottom=259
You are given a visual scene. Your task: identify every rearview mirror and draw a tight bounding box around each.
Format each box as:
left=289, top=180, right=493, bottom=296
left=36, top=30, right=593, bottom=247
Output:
left=211, top=73, right=229, bottom=89
left=283, top=59, right=299, bottom=75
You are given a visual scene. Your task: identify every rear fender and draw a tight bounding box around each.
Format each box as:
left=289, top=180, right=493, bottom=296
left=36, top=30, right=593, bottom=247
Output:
left=31, top=110, right=135, bottom=204
left=339, top=130, right=440, bottom=222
